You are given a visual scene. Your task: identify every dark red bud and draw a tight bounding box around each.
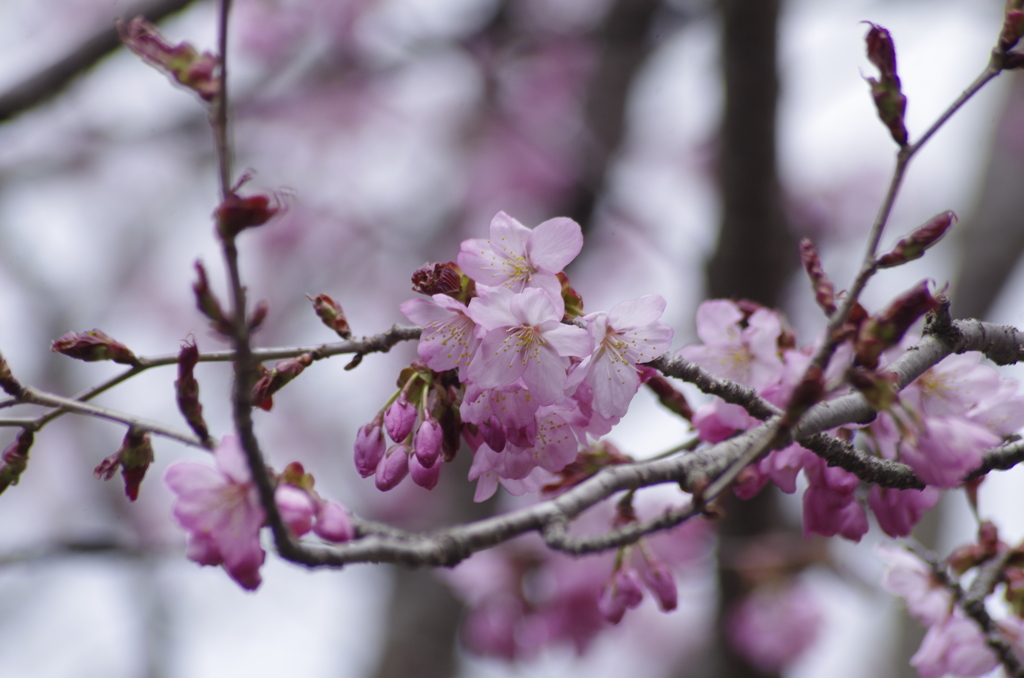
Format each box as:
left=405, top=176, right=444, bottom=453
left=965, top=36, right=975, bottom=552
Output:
left=308, top=293, right=352, bottom=339
left=214, top=191, right=281, bottom=240
left=0, top=352, right=21, bottom=396
left=116, top=17, right=221, bottom=102
left=854, top=281, right=938, bottom=368
left=192, top=261, right=232, bottom=334
left=865, top=23, right=898, bottom=79
left=252, top=354, right=314, bottom=411
left=249, top=300, right=270, bottom=331
left=1001, top=10, right=1024, bottom=51
left=799, top=238, right=837, bottom=315
left=411, top=262, right=463, bottom=297
left=643, top=374, right=694, bottom=421
left=863, top=24, right=907, bottom=147
left=0, top=429, right=33, bottom=495
left=558, top=271, right=585, bottom=319
left=175, top=339, right=209, bottom=442
left=94, top=429, right=154, bottom=501
left=51, top=329, right=137, bottom=365
left=876, top=211, right=956, bottom=269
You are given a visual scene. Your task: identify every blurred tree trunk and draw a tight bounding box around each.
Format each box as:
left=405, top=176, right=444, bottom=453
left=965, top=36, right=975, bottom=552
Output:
left=692, top=1, right=793, bottom=677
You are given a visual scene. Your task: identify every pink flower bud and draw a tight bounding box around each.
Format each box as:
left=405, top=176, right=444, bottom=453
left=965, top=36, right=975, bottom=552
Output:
left=414, top=418, right=442, bottom=468
left=384, top=395, right=417, bottom=442
left=308, top=293, right=352, bottom=339
left=274, top=485, right=316, bottom=537
left=313, top=502, right=354, bottom=542
left=598, top=568, right=644, bottom=624
left=641, top=564, right=678, bottom=612
left=479, top=417, right=506, bottom=453
left=799, top=238, right=837, bottom=315
left=409, top=452, right=442, bottom=490
left=51, top=329, right=137, bottom=365
left=354, top=422, right=386, bottom=478
left=375, top=445, right=410, bottom=491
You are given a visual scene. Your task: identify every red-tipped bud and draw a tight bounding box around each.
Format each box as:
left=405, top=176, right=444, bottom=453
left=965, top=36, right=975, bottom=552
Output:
left=642, top=371, right=694, bottom=421
left=175, top=339, right=209, bottom=442
left=375, top=445, right=410, bottom=491
left=249, top=300, right=270, bottom=331
left=192, top=261, right=232, bottom=334
left=558, top=271, right=585, bottom=319
left=414, top=418, right=443, bottom=468
left=215, top=192, right=281, bottom=240
left=409, top=452, right=442, bottom=490
left=0, top=429, right=33, bottom=495
left=865, top=23, right=898, bottom=79
left=0, top=352, right=21, bottom=396
left=94, top=429, right=154, bottom=501
left=252, top=353, right=314, bottom=411
left=876, top=211, right=956, bottom=269
left=854, top=281, right=939, bottom=368
left=117, top=17, right=221, bottom=102
left=799, top=238, right=837, bottom=315
left=864, top=24, right=907, bottom=146
left=308, top=293, right=352, bottom=339
left=354, top=421, right=386, bottom=478
left=384, top=395, right=417, bottom=442
left=1001, top=10, right=1024, bottom=51
left=51, top=329, right=137, bottom=365
left=411, top=262, right=463, bottom=297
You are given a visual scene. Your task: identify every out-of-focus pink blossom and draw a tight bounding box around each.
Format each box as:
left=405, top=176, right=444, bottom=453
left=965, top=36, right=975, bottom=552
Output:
left=901, top=417, right=999, bottom=488
left=274, top=484, right=315, bottom=537
left=400, top=294, right=480, bottom=380
left=640, top=563, right=678, bottom=612
left=467, top=287, right=590, bottom=405
left=877, top=543, right=952, bottom=625
left=164, top=435, right=266, bottom=590
left=728, top=583, right=823, bottom=674
left=802, top=455, right=868, bottom=542
left=692, top=400, right=757, bottom=444
left=911, top=613, right=998, bottom=678
left=313, top=501, right=354, bottom=543
left=458, top=211, right=583, bottom=299
left=678, top=300, right=784, bottom=391
left=577, top=295, right=674, bottom=419
left=868, top=485, right=940, bottom=538
left=598, top=568, right=644, bottom=624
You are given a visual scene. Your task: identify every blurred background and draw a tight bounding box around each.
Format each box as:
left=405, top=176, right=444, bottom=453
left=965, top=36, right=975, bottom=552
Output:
left=0, top=0, right=1023, bottom=676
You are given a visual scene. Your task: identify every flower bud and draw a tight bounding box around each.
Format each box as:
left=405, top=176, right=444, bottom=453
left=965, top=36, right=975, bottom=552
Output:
left=641, top=563, right=678, bottom=612
left=313, top=501, right=354, bottom=542
left=0, top=351, right=21, bottom=396
left=865, top=22, right=898, bottom=79
left=411, top=262, right=463, bottom=297
left=384, top=395, right=417, bottom=442
left=275, top=484, right=316, bottom=537
left=175, top=339, right=209, bottom=442
left=854, top=281, right=939, bottom=368
left=215, top=191, right=281, bottom=240
left=863, top=24, right=907, bottom=146
left=0, top=429, right=33, bottom=495
left=252, top=353, right=314, bottom=411
left=248, top=300, right=270, bottom=331
left=414, top=418, right=443, bottom=468
left=51, top=329, right=137, bottom=365
left=375, top=445, right=409, bottom=491
left=193, top=261, right=232, bottom=334
left=117, top=17, right=221, bottom=102
left=876, top=211, right=956, bottom=269
left=799, top=238, right=837, bottom=315
left=598, top=568, right=644, bottom=624
left=409, top=452, right=442, bottom=490
left=94, top=428, right=154, bottom=501
left=354, top=421, right=386, bottom=478
left=308, top=293, right=352, bottom=339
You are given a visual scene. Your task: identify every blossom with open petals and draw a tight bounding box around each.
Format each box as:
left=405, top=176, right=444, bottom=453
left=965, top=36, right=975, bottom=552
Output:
left=457, top=211, right=583, bottom=299
left=678, top=300, right=784, bottom=391
left=164, top=435, right=266, bottom=590
left=400, top=294, right=479, bottom=380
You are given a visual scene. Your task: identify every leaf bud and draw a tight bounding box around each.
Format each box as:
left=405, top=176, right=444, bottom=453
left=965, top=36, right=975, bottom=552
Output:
left=249, top=300, right=270, bottom=331
left=94, top=428, right=154, bottom=501
left=215, top=191, right=282, bottom=240
left=0, top=351, right=22, bottom=396
left=175, top=338, right=209, bottom=442
left=854, top=281, right=939, bottom=369
left=863, top=24, right=908, bottom=146
left=307, top=293, right=352, bottom=339
left=642, top=371, right=694, bottom=421
left=51, top=329, right=137, bottom=365
left=0, top=429, right=33, bottom=495
left=558, top=271, right=585, bottom=319
left=799, top=238, right=837, bottom=315
left=192, top=261, right=232, bottom=334
left=117, top=17, right=221, bottom=102
left=252, top=353, right=314, bottom=411
left=876, top=211, right=956, bottom=269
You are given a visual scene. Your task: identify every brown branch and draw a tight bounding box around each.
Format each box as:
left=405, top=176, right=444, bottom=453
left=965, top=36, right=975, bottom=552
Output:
left=0, top=0, right=199, bottom=123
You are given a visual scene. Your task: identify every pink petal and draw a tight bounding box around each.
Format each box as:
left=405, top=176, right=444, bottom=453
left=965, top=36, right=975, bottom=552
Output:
left=526, top=216, right=583, bottom=272
left=607, top=295, right=666, bottom=331
left=214, top=435, right=252, bottom=484
left=694, top=300, right=743, bottom=346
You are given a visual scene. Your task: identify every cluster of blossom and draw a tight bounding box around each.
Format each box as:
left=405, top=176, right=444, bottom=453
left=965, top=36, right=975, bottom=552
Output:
left=164, top=435, right=354, bottom=590
left=681, top=298, right=1024, bottom=542
left=879, top=529, right=1024, bottom=678
left=353, top=211, right=673, bottom=502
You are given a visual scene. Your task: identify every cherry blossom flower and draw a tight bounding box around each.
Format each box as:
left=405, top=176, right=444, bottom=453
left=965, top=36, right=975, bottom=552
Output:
left=911, top=613, right=998, bottom=678
left=577, top=295, right=674, bottom=419
left=457, top=211, right=583, bottom=299
left=678, top=300, right=784, bottom=391
left=877, top=543, right=952, bottom=625
left=802, top=455, right=868, bottom=542
left=164, top=435, right=266, bottom=590
left=467, top=287, right=591, bottom=405
left=728, top=582, right=823, bottom=674
left=869, top=485, right=939, bottom=538
left=400, top=294, right=480, bottom=380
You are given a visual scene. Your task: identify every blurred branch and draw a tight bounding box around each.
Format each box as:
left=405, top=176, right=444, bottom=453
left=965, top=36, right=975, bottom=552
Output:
left=0, top=0, right=200, bottom=123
